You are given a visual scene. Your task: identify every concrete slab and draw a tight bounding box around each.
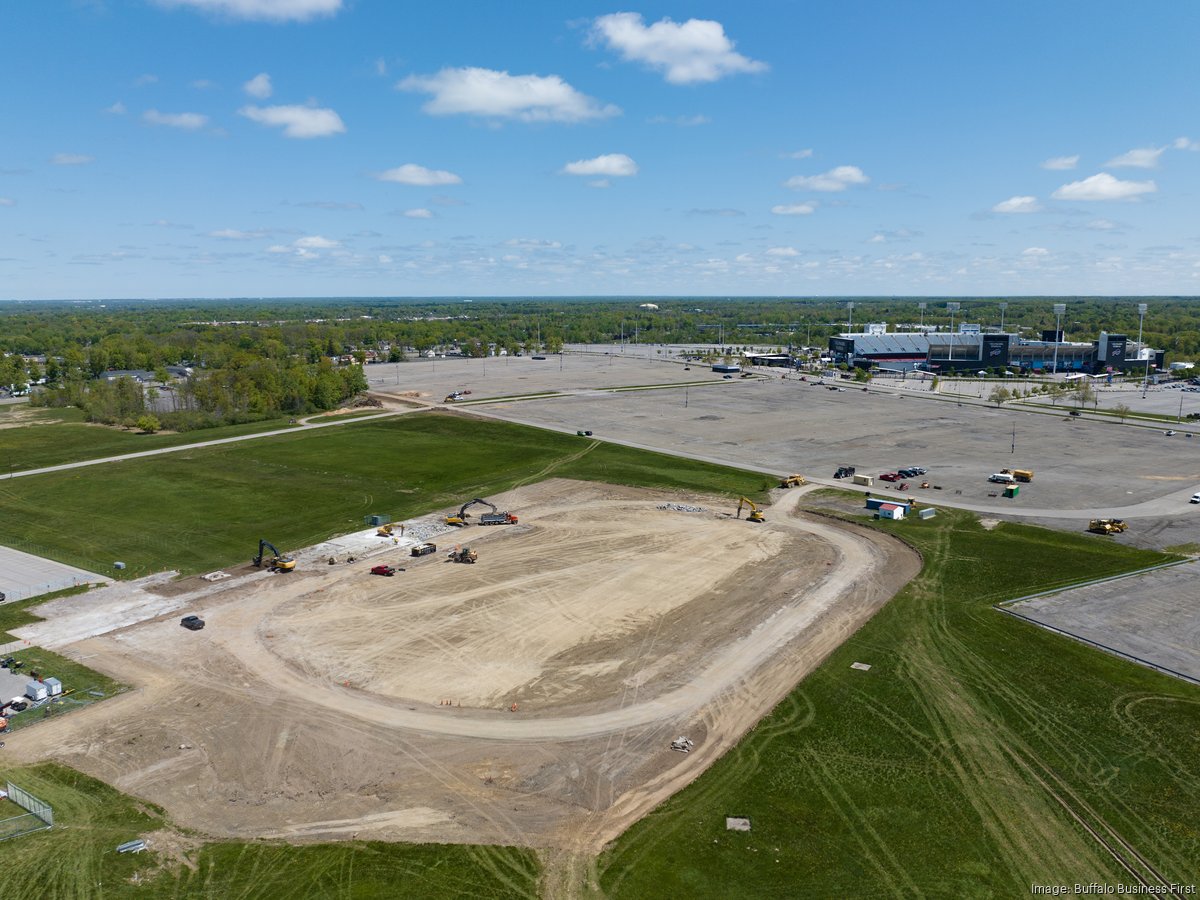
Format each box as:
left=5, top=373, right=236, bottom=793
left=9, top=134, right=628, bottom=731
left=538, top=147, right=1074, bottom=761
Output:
left=0, top=545, right=109, bottom=602
left=1009, top=561, right=1200, bottom=683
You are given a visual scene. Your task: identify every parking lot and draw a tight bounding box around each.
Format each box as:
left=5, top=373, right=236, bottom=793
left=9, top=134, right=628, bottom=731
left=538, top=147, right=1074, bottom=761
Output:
left=0, top=546, right=108, bottom=602
left=1010, top=560, right=1200, bottom=683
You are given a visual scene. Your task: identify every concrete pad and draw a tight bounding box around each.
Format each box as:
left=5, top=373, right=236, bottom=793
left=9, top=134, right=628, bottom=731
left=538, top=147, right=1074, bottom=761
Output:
left=1010, top=561, right=1200, bottom=683
left=0, top=545, right=109, bottom=602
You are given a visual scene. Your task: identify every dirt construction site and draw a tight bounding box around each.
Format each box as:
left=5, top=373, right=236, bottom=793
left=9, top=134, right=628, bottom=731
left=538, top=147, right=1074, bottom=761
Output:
left=7, top=479, right=917, bottom=852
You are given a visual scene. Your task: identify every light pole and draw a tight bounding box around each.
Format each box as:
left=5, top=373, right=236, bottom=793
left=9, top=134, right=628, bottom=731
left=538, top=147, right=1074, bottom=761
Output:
left=1137, top=302, right=1149, bottom=398
left=918, top=301, right=926, bottom=329
left=1051, top=303, right=1066, bottom=374
left=946, top=302, right=960, bottom=363
left=999, top=301, right=1007, bottom=333
left=846, top=301, right=855, bottom=333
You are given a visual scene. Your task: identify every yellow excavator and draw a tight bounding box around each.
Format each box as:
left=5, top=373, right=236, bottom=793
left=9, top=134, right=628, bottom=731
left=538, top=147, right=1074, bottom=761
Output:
left=376, top=522, right=404, bottom=537
left=253, top=539, right=296, bottom=571
left=736, top=497, right=765, bottom=523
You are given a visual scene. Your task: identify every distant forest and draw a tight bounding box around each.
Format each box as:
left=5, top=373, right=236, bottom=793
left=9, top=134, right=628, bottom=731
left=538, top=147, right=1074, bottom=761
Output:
left=2, top=296, right=1199, bottom=429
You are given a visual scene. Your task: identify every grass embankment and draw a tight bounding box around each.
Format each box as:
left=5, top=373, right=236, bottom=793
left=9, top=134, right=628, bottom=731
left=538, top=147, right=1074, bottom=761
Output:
left=0, top=764, right=540, bottom=899
left=597, top=508, right=1198, bottom=897
left=0, top=413, right=770, bottom=578
left=0, top=407, right=295, bottom=471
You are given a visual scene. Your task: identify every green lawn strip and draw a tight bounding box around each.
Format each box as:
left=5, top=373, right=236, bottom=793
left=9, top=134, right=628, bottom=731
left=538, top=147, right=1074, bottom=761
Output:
left=0, top=585, right=91, bottom=641
left=0, top=416, right=294, bottom=471
left=597, top=510, right=1197, bottom=898
left=0, top=413, right=769, bottom=579
left=456, top=391, right=567, bottom=403
left=0, top=763, right=540, bottom=898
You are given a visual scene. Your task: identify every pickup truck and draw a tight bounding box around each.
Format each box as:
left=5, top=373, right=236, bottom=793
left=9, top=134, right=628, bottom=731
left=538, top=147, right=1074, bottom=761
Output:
left=370, top=565, right=396, bottom=576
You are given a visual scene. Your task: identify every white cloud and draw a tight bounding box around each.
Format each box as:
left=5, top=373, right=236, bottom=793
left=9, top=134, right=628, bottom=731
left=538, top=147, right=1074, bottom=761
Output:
left=588, top=179, right=610, bottom=189
left=134, top=74, right=159, bottom=86
left=590, top=12, right=766, bottom=84
left=403, top=208, right=433, bottom=219
left=191, top=79, right=217, bottom=90
left=766, top=246, right=798, bottom=257
left=143, top=109, right=209, bottom=130
left=992, top=195, right=1042, bottom=214
left=562, top=153, right=638, bottom=177
left=294, top=235, right=338, bottom=249
left=785, top=165, right=868, bottom=192
left=239, top=104, right=345, bottom=138
left=1051, top=172, right=1156, bottom=201
left=1086, top=219, right=1117, bottom=231
left=209, top=228, right=267, bottom=240
left=783, top=148, right=813, bottom=159
left=0, top=197, right=14, bottom=207
left=1173, top=136, right=1199, bottom=151
left=152, top=0, right=342, bottom=22
left=50, top=153, right=93, bottom=166
left=1022, top=246, right=1050, bottom=257
left=1040, top=155, right=1079, bottom=170
left=1105, top=146, right=1165, bottom=168
left=504, top=238, right=562, bottom=249
left=374, top=164, right=462, bottom=186
left=243, top=73, right=273, bottom=99
left=398, top=67, right=619, bottom=123
left=104, top=101, right=127, bottom=115
left=771, top=202, right=816, bottom=215
left=647, top=114, right=709, bottom=126
left=266, top=244, right=290, bottom=253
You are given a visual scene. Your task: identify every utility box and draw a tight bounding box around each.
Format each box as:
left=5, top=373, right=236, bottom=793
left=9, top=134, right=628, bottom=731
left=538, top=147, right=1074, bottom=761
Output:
left=1004, top=486, right=1019, bottom=498
left=366, top=515, right=389, bottom=527
left=44, top=677, right=62, bottom=697
left=24, top=681, right=48, bottom=702
left=852, top=474, right=874, bottom=487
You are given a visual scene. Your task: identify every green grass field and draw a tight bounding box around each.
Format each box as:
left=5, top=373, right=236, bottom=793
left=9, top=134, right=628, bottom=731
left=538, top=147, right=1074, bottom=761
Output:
left=596, top=508, right=1199, bottom=897
left=0, top=408, right=295, bottom=472
left=0, top=764, right=540, bottom=899
left=0, top=413, right=770, bottom=578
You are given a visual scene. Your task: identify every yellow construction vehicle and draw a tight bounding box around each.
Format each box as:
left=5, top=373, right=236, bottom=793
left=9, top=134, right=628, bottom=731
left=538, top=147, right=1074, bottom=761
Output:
left=1088, top=518, right=1128, bottom=535
left=736, top=497, right=765, bottom=523
left=780, top=474, right=807, bottom=488
left=376, top=522, right=404, bottom=537
left=253, top=539, right=296, bottom=571
left=447, top=545, right=478, bottom=564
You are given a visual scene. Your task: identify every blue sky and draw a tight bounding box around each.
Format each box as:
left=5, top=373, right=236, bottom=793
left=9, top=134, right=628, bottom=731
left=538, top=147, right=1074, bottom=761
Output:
left=2, top=0, right=1199, bottom=299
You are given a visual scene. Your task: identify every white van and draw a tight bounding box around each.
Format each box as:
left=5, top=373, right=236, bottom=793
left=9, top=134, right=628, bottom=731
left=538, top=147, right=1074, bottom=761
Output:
left=988, top=473, right=1017, bottom=484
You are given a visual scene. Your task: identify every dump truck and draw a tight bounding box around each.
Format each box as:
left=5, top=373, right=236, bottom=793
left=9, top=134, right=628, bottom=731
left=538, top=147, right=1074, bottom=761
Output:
left=736, top=497, right=765, bottom=523
left=411, top=542, right=437, bottom=557
left=1088, top=518, right=1128, bottom=535
left=780, top=474, right=807, bottom=488
left=1011, top=469, right=1034, bottom=483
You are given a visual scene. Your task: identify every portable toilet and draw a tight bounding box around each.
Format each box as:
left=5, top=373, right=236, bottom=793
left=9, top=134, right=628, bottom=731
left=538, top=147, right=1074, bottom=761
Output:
left=44, top=677, right=62, bottom=697
left=1004, top=485, right=1019, bottom=499
left=25, top=681, right=48, bottom=702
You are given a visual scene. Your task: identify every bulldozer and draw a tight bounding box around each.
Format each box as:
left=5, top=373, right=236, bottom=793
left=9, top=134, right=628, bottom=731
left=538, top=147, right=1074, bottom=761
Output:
left=253, top=539, right=296, bottom=572
left=780, top=474, right=807, bottom=488
left=736, top=497, right=765, bottom=523
left=446, top=498, right=517, bottom=527
left=447, top=545, right=478, bottom=564
left=1088, top=518, right=1128, bottom=535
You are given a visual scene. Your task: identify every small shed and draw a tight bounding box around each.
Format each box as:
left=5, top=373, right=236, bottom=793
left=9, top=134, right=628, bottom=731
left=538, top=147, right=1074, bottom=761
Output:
left=25, top=681, right=48, bottom=702
left=865, top=497, right=910, bottom=513
left=875, top=503, right=906, bottom=521
left=712, top=363, right=742, bottom=374
left=44, top=677, right=62, bottom=697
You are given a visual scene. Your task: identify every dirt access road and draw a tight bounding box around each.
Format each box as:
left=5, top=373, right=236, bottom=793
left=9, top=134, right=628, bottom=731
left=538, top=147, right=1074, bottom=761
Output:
left=8, top=480, right=916, bottom=856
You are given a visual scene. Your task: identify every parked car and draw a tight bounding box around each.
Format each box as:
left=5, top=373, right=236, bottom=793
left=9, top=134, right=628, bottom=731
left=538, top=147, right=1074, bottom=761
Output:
left=180, top=615, right=205, bottom=631
left=576, top=429, right=593, bottom=436
left=1191, top=493, right=1200, bottom=504
left=879, top=472, right=902, bottom=482
left=897, top=468, right=919, bottom=478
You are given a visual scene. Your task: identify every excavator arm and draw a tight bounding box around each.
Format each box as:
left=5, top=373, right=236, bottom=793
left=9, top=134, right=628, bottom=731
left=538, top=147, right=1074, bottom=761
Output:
left=458, top=498, right=499, bottom=519
left=736, top=497, right=765, bottom=523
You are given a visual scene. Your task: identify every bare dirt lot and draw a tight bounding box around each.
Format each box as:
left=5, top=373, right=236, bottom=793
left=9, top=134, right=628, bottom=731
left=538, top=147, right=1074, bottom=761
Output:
left=7, top=480, right=916, bottom=852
